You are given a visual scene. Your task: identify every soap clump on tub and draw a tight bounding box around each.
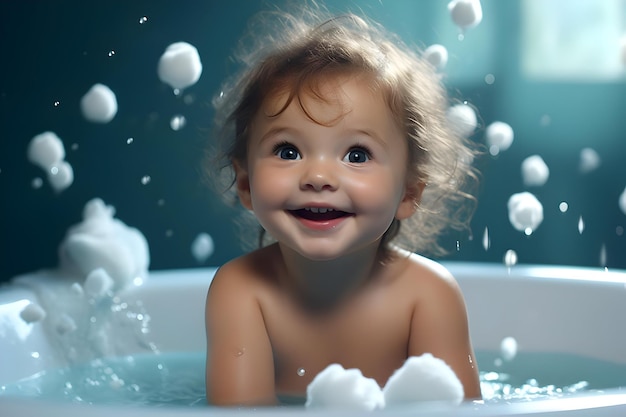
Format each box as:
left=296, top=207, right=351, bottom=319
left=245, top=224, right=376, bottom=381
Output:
left=20, top=302, right=47, bottom=323
left=306, top=354, right=463, bottom=410
left=58, top=198, right=150, bottom=290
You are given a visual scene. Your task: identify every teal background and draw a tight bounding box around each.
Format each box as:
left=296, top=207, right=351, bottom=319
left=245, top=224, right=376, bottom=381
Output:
left=1, top=0, right=625, bottom=282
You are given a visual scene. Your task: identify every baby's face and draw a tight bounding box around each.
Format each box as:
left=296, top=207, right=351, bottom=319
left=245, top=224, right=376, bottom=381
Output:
left=236, top=74, right=417, bottom=260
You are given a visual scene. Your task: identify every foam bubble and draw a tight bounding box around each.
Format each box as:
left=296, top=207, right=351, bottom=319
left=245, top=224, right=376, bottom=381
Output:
left=507, top=192, right=544, bottom=234
left=84, top=268, right=115, bottom=298
left=48, top=160, right=74, bottom=192
left=58, top=198, right=150, bottom=289
left=27, top=131, right=65, bottom=170
left=500, top=337, right=518, bottom=361
left=56, top=313, right=77, bottom=335
left=485, top=121, right=514, bottom=156
left=306, top=364, right=384, bottom=410
left=423, top=44, right=448, bottom=70
left=521, top=155, right=549, bottom=187
left=191, top=233, right=214, bottom=263
left=20, top=302, right=47, bottom=323
left=579, top=148, right=601, bottom=174
left=383, top=354, right=464, bottom=405
left=157, top=42, right=203, bottom=90
left=80, top=83, right=118, bottom=123
left=448, top=0, right=483, bottom=30
left=619, top=186, right=626, bottom=216
left=446, top=103, right=477, bottom=138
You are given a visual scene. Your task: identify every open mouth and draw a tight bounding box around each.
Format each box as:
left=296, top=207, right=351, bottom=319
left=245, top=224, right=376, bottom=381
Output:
left=289, top=207, right=352, bottom=222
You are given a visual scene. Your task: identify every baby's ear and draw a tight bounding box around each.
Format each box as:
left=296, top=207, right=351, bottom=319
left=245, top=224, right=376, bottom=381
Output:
left=233, top=160, right=253, bottom=210
left=395, top=181, right=425, bottom=220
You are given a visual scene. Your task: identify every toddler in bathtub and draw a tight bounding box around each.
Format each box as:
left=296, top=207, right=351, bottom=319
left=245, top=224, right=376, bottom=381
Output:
left=205, top=3, right=482, bottom=407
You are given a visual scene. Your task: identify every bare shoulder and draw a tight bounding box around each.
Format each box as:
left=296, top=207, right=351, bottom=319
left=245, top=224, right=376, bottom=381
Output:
left=393, top=249, right=461, bottom=298
left=207, top=244, right=281, bottom=301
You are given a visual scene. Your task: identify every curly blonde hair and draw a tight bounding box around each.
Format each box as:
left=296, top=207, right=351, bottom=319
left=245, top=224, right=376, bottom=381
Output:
left=207, top=3, right=479, bottom=259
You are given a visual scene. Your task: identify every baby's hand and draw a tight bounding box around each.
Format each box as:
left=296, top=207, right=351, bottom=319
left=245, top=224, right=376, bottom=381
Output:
left=305, top=364, right=385, bottom=410
left=383, top=353, right=464, bottom=405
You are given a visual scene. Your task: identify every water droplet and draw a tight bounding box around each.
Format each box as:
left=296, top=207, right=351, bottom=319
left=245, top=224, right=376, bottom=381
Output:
left=140, top=175, right=151, bottom=185
left=32, top=177, right=43, bottom=189
left=578, top=216, right=585, bottom=234
left=503, top=249, right=518, bottom=268
left=71, top=143, right=79, bottom=151
left=157, top=199, right=165, bottom=206
left=524, top=227, right=533, bottom=236
left=297, top=368, right=306, bottom=376
left=234, top=348, right=246, bottom=357
left=456, top=240, right=460, bottom=251
left=139, top=16, right=148, bottom=24
left=53, top=100, right=60, bottom=107
left=108, top=50, right=116, bottom=57
left=484, top=74, right=495, bottom=84
left=559, top=201, right=569, bottom=213
left=31, top=352, right=40, bottom=359
left=170, top=115, right=186, bottom=131
left=482, top=227, right=490, bottom=251
left=126, top=137, right=134, bottom=144
left=165, top=229, right=173, bottom=237
left=458, top=33, right=465, bottom=41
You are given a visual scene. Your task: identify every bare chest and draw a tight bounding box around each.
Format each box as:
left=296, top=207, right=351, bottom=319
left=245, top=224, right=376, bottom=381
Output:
left=260, top=290, right=414, bottom=396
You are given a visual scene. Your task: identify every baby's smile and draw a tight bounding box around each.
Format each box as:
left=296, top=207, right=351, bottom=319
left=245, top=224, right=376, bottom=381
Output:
left=288, top=207, right=353, bottom=230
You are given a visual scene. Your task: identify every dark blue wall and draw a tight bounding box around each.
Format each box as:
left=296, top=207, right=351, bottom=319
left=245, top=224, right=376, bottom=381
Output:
left=1, top=0, right=625, bottom=282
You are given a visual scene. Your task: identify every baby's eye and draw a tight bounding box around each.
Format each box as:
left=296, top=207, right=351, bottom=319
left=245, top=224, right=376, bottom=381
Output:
left=274, top=144, right=301, bottom=160
left=343, top=147, right=370, bottom=164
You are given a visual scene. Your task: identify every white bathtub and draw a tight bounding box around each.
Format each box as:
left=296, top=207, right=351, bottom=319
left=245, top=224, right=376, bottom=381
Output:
left=1, top=262, right=625, bottom=416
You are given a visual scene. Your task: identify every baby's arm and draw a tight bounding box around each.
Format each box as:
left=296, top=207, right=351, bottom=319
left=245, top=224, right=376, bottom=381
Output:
left=407, top=263, right=482, bottom=400
left=205, top=261, right=276, bottom=406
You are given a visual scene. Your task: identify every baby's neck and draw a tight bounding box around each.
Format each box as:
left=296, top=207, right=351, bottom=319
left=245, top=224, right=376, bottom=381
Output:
left=275, top=242, right=384, bottom=311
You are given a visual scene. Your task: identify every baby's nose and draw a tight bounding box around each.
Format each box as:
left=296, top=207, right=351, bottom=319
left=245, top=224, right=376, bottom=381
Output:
left=300, top=158, right=338, bottom=191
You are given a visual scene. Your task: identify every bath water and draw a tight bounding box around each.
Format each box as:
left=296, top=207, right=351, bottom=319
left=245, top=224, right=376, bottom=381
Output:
left=1, top=351, right=625, bottom=407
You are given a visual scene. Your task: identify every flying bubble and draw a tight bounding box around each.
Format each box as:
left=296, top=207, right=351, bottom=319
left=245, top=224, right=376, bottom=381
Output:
left=521, top=155, right=549, bottom=187
left=448, top=0, right=483, bottom=31
left=27, top=131, right=65, bottom=170
left=191, top=232, right=214, bottom=263
left=507, top=192, right=544, bottom=234
left=423, top=44, right=448, bottom=70
left=619, top=186, right=626, bottom=216
left=80, top=83, right=118, bottom=123
left=157, top=42, right=203, bottom=90
left=446, top=103, right=477, bottom=138
left=500, top=337, right=518, bottom=361
left=485, top=121, right=514, bottom=156
left=48, top=160, right=74, bottom=192
left=579, top=148, right=601, bottom=174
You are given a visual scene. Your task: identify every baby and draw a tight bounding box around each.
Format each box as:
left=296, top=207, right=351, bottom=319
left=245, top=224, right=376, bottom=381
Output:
left=205, top=4, right=481, bottom=406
